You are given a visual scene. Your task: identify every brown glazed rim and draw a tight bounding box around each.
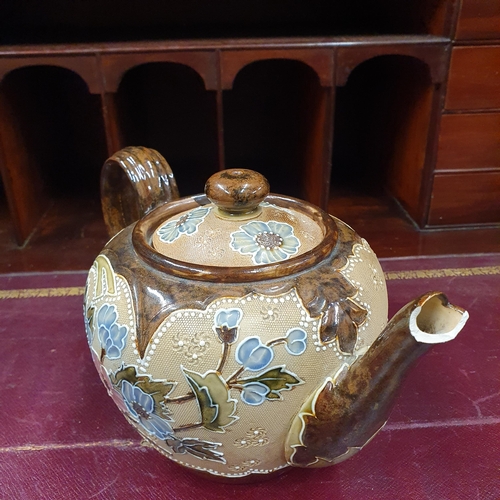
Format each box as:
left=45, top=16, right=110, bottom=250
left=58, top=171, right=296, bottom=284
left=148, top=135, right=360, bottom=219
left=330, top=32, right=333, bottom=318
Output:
left=132, top=194, right=338, bottom=283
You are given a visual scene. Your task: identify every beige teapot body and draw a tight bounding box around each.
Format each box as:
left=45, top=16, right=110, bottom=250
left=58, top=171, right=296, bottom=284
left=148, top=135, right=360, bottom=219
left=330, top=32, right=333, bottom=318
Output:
left=84, top=147, right=468, bottom=480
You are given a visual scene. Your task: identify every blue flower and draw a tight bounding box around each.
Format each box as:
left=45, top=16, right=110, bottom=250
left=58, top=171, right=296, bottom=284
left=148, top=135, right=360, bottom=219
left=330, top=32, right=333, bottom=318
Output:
left=157, top=207, right=210, bottom=243
left=214, top=308, right=242, bottom=344
left=240, top=382, right=270, bottom=406
left=97, top=304, right=128, bottom=360
left=121, top=380, right=173, bottom=440
left=230, top=221, right=300, bottom=265
left=285, top=328, right=307, bottom=355
left=215, top=309, right=242, bottom=329
left=235, top=336, right=273, bottom=372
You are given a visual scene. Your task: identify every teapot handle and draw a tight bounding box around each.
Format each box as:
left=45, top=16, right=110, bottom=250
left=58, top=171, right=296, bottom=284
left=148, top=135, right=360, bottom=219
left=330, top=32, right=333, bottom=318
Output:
left=100, top=146, right=180, bottom=237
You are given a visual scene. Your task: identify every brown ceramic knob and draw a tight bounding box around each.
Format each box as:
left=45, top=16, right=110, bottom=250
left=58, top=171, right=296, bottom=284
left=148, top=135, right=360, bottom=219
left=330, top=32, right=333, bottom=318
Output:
left=205, top=169, right=270, bottom=215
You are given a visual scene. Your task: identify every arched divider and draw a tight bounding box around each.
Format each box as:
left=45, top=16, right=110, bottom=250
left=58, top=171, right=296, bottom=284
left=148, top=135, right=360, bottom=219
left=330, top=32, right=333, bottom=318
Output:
left=220, top=48, right=333, bottom=90
left=0, top=56, right=102, bottom=94
left=100, top=52, right=218, bottom=93
left=336, top=42, right=448, bottom=87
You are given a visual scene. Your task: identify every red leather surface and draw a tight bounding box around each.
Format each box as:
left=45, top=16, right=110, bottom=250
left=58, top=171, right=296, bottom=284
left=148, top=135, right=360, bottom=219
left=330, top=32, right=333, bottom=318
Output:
left=0, top=254, right=499, bottom=499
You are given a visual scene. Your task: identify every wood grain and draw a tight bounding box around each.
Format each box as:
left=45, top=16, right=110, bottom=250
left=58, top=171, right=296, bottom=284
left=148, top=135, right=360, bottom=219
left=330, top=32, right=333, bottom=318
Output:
left=445, top=46, right=500, bottom=110
left=435, top=113, right=500, bottom=172
left=428, top=172, right=500, bottom=225
left=455, top=0, right=500, bottom=40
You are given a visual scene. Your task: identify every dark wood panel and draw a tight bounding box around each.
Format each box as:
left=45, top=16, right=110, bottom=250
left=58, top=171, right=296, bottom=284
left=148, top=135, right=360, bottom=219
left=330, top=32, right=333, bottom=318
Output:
left=428, top=172, right=500, bottom=225
left=456, top=0, right=500, bottom=40
left=436, top=113, right=500, bottom=171
left=0, top=88, right=49, bottom=243
left=445, top=46, right=500, bottom=110
left=0, top=0, right=454, bottom=44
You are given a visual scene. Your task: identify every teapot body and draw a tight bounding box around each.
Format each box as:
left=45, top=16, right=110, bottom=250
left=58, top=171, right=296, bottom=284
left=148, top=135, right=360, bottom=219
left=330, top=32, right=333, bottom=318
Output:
left=87, top=147, right=468, bottom=480
left=84, top=211, right=388, bottom=479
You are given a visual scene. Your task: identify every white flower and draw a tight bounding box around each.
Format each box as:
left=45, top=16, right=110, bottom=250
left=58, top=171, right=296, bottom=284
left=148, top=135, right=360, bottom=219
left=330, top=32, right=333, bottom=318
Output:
left=230, top=221, right=300, bottom=265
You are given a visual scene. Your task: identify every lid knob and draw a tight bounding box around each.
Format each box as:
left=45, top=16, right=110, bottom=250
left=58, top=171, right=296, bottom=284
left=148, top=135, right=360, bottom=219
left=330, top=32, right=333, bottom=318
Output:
left=205, top=169, right=270, bottom=218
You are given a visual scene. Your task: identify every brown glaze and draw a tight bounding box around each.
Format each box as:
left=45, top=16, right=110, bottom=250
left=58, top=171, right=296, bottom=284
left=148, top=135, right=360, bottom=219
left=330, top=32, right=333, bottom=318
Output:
left=132, top=194, right=339, bottom=283
left=205, top=169, right=270, bottom=216
left=288, top=292, right=463, bottom=467
left=104, top=217, right=359, bottom=357
left=100, top=146, right=180, bottom=237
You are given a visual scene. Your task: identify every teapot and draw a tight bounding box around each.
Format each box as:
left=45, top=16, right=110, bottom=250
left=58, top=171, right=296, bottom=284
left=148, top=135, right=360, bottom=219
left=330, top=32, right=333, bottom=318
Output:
left=84, top=146, right=468, bottom=480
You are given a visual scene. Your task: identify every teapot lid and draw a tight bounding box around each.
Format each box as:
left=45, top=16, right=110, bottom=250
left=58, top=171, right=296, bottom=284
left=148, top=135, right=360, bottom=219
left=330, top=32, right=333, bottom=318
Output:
left=132, top=170, right=338, bottom=282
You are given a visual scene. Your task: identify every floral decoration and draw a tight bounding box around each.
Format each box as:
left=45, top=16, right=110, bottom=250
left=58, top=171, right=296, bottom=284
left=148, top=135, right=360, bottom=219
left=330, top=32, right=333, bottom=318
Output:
left=235, top=366, right=303, bottom=403
left=157, top=206, right=210, bottom=243
left=285, top=328, right=307, bottom=355
left=121, top=380, right=174, bottom=440
left=96, top=304, right=128, bottom=360
left=233, top=427, right=269, bottom=448
left=193, top=228, right=225, bottom=259
left=227, top=459, right=262, bottom=472
left=235, top=336, right=274, bottom=372
left=240, top=382, right=270, bottom=406
left=214, top=308, right=242, bottom=344
left=172, top=330, right=211, bottom=364
left=260, top=306, right=279, bottom=321
left=230, top=221, right=300, bottom=265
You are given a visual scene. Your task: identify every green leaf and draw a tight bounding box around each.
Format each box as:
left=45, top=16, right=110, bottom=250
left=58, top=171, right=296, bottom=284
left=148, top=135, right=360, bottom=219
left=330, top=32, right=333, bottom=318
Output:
left=111, top=365, right=138, bottom=386
left=266, top=392, right=281, bottom=400
left=236, top=366, right=303, bottom=400
left=86, top=306, right=95, bottom=325
left=182, top=368, right=238, bottom=433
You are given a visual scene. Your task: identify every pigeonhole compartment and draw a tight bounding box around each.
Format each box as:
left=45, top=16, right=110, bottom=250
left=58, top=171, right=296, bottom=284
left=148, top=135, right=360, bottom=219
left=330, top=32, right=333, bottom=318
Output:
left=112, top=62, right=219, bottom=196
left=222, top=57, right=331, bottom=201
left=0, top=64, right=107, bottom=244
left=330, top=53, right=439, bottom=228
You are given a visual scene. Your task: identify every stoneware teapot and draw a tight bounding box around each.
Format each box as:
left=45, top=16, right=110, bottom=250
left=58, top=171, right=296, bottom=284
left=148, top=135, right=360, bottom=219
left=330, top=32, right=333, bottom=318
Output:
left=84, top=146, right=469, bottom=480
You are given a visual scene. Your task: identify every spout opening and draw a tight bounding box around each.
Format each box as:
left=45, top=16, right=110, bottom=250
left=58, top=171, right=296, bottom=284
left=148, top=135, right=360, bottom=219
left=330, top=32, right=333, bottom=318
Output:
left=410, top=294, right=469, bottom=344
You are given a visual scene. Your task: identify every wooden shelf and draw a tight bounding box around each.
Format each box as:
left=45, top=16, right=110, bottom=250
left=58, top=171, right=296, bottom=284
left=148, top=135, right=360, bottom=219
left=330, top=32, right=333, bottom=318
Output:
left=0, top=0, right=498, bottom=262
left=0, top=35, right=453, bottom=246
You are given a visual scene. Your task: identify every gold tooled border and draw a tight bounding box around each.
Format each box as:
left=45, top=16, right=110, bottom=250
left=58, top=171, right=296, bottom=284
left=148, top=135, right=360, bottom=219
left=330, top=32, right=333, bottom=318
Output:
left=0, top=266, right=498, bottom=300
left=0, top=286, right=85, bottom=299
left=384, top=265, right=500, bottom=281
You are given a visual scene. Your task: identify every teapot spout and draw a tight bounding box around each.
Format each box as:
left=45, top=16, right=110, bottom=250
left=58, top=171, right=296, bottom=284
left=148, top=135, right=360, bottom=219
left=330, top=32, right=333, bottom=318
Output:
left=285, top=292, right=468, bottom=468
